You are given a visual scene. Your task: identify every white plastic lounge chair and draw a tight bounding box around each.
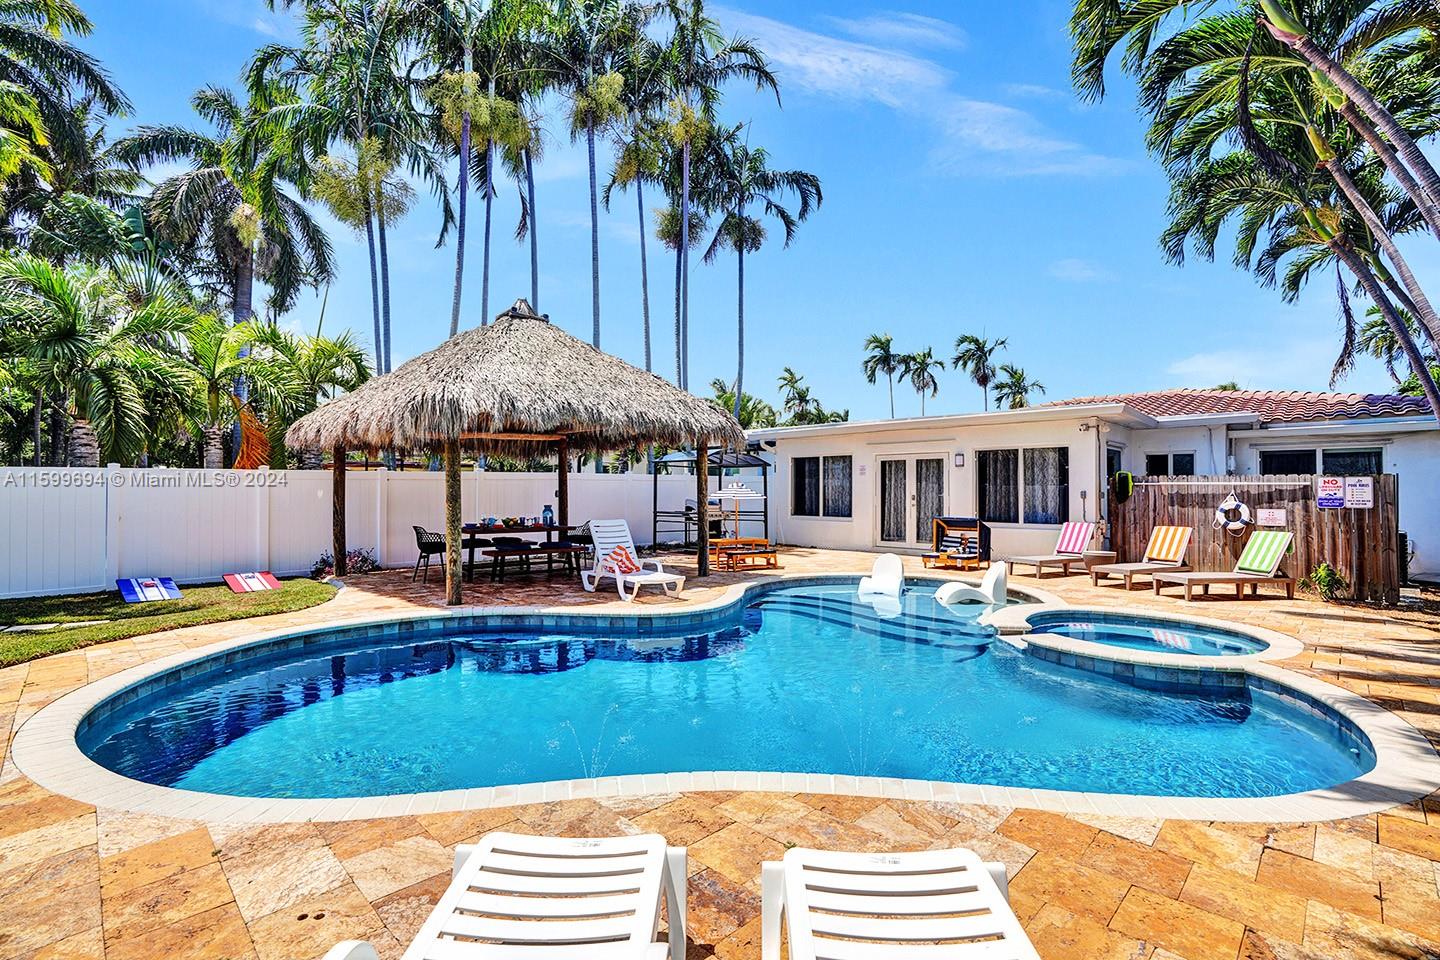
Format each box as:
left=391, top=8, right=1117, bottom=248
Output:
left=761, top=846, right=1040, bottom=960
left=1153, top=529, right=1297, bottom=601
left=857, top=553, right=903, bottom=597
left=1090, top=524, right=1193, bottom=589
left=1005, top=521, right=1096, bottom=577
left=935, top=563, right=1008, bottom=606
left=324, top=832, right=687, bottom=960
left=581, top=519, right=685, bottom=602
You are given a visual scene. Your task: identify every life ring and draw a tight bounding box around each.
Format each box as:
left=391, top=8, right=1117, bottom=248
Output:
left=1213, top=494, right=1253, bottom=536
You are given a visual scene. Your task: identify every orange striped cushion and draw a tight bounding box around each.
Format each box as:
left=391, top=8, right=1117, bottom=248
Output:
left=606, top=545, right=641, bottom=575
left=1144, top=526, right=1191, bottom=563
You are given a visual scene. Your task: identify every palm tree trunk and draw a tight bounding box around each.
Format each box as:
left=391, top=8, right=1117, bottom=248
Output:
left=1331, top=240, right=1440, bottom=418
left=638, top=179, right=651, bottom=372
left=32, top=389, right=41, bottom=466
left=674, top=243, right=683, bottom=385
left=1281, top=31, right=1440, bottom=220
left=449, top=91, right=470, bottom=339
left=587, top=121, right=601, bottom=348
left=202, top=425, right=224, bottom=470
left=732, top=230, right=745, bottom=423
left=363, top=203, right=382, bottom=371
left=68, top=418, right=99, bottom=468
left=1338, top=102, right=1440, bottom=241
left=887, top=374, right=894, bottom=419
left=525, top=146, right=539, bottom=310
left=377, top=210, right=393, bottom=373
left=232, top=250, right=256, bottom=458
left=482, top=135, right=494, bottom=327
left=681, top=140, right=691, bottom=391
left=48, top=399, right=65, bottom=466
left=1326, top=158, right=1440, bottom=352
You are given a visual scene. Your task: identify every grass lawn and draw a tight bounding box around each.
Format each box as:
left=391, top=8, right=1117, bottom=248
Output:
left=0, top=578, right=337, bottom=668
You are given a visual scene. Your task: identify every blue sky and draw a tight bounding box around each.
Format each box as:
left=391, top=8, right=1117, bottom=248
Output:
left=81, top=0, right=1423, bottom=420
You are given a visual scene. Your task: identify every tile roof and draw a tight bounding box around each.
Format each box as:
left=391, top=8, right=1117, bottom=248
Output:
left=1047, top=389, right=1430, bottom=424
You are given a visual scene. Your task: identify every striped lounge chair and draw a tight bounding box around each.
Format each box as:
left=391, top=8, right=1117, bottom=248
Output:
left=1090, top=525, right=1194, bottom=589
left=1152, top=530, right=1297, bottom=601
left=1006, top=521, right=1096, bottom=577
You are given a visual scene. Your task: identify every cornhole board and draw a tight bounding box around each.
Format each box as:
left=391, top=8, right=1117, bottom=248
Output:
left=223, top=572, right=281, bottom=593
left=117, top=578, right=183, bottom=603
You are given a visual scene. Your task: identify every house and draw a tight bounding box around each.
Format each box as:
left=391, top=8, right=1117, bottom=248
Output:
left=746, top=389, right=1440, bottom=581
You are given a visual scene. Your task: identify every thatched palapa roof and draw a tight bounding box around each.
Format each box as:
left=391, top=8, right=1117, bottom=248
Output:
left=286, top=299, right=745, bottom=455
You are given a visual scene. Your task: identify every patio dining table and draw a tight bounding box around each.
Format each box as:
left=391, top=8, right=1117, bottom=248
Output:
left=460, top=524, right=582, bottom=582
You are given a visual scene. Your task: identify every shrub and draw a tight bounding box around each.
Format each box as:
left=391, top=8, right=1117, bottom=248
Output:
left=311, top=548, right=381, bottom=579
left=1306, top=562, right=1349, bottom=601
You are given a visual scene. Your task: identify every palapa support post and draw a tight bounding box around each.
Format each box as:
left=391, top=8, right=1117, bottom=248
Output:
left=332, top=444, right=348, bottom=576
left=696, top=440, right=710, bottom=577
left=444, top=439, right=463, bottom=605
left=556, top=436, right=570, bottom=529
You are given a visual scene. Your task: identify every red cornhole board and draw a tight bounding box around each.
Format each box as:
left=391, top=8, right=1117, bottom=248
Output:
left=223, top=572, right=282, bottom=593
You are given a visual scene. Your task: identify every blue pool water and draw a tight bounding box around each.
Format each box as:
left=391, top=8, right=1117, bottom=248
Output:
left=79, top=582, right=1372, bottom=799
left=1026, top=612, right=1269, bottom=657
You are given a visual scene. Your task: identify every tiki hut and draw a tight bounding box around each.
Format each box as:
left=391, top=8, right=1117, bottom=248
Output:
left=286, top=299, right=745, bottom=604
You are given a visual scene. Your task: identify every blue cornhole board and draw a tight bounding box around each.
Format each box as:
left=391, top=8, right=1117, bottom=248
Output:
left=117, top=577, right=183, bottom=603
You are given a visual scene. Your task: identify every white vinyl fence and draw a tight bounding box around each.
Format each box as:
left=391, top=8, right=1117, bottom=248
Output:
left=0, top=467, right=706, bottom=598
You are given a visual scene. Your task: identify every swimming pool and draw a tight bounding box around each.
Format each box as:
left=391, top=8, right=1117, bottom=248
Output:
left=77, top=580, right=1373, bottom=800
left=1024, top=611, right=1269, bottom=657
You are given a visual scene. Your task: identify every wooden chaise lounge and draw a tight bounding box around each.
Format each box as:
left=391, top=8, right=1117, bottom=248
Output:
left=1090, top=525, right=1193, bottom=589
left=1152, top=530, right=1296, bottom=601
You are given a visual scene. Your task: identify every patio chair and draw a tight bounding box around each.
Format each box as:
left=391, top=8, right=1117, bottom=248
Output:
left=1153, top=529, right=1297, bottom=601
left=1005, top=521, right=1096, bottom=577
left=857, top=553, right=903, bottom=598
left=761, top=846, right=1040, bottom=960
left=1090, top=525, right=1193, bottom=589
left=323, top=831, right=687, bottom=960
left=581, top=519, right=685, bottom=602
left=935, top=563, right=1008, bottom=606
left=412, top=526, right=446, bottom=583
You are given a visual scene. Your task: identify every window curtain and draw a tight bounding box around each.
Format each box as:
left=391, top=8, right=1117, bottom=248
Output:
left=1322, top=450, right=1382, bottom=475
left=822, top=456, right=853, bottom=518
left=792, top=457, right=820, bottom=516
left=1023, top=447, right=1069, bottom=524
left=880, top=459, right=907, bottom=540
left=915, top=458, right=944, bottom=542
left=977, top=449, right=1018, bottom=524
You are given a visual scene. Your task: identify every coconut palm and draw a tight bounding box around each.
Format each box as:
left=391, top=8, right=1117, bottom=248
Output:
left=709, top=377, right=777, bottom=428
left=901, top=348, right=943, bottom=416
left=862, top=333, right=901, bottom=418
left=703, top=128, right=821, bottom=422
left=993, top=364, right=1046, bottom=410
left=0, top=255, right=193, bottom=466
left=950, top=334, right=1007, bottom=411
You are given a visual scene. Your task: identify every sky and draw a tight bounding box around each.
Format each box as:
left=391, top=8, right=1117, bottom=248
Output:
left=78, top=0, right=1432, bottom=421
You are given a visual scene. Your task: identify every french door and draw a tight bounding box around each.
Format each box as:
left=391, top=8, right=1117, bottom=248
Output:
left=878, top=456, right=946, bottom=547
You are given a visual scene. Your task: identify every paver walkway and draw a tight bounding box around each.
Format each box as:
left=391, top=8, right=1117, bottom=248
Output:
left=1, top=548, right=1437, bottom=960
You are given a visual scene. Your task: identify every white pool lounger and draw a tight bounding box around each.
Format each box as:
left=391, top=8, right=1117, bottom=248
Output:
left=325, top=832, right=687, bottom=960
left=761, top=846, right=1040, bottom=960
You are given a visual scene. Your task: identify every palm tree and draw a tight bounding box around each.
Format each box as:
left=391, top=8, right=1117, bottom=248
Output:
left=901, top=348, right=943, bottom=416
left=664, top=0, right=777, bottom=389
left=776, top=364, right=804, bottom=409
left=177, top=314, right=296, bottom=468
left=253, top=319, right=370, bottom=466
left=703, top=128, right=821, bottom=422
left=862, top=333, right=901, bottom=418
left=1359, top=307, right=1432, bottom=387
left=951, top=334, right=1007, bottom=411
left=709, top=378, right=776, bottom=428
left=0, top=256, right=191, bottom=466
left=992, top=364, right=1046, bottom=410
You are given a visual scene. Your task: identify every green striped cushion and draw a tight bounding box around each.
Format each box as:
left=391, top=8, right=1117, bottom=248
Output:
left=1236, top=530, right=1293, bottom=575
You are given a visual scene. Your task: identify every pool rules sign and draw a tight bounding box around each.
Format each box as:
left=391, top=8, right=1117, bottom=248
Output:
left=1317, top=476, right=1373, bottom=509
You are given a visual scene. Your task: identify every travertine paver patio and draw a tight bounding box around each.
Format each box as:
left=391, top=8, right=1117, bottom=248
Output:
left=2, top=547, right=1439, bottom=960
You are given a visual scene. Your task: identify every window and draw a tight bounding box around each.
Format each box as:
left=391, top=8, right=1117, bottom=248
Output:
left=977, top=449, right=1019, bottom=523
left=1106, top=446, right=1123, bottom=479
left=822, top=456, right=853, bottom=518
left=1260, top=449, right=1318, bottom=475
left=1023, top=448, right=1070, bottom=524
left=1145, top=452, right=1196, bottom=476
left=792, top=457, right=820, bottom=516
left=1322, top=449, right=1382, bottom=475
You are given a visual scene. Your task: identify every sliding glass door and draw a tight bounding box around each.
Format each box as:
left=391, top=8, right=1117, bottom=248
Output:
left=877, top=456, right=946, bottom=547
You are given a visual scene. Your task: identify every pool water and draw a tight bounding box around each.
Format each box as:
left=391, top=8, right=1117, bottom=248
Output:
left=80, top=582, right=1371, bottom=800
left=1027, top=613, right=1269, bottom=656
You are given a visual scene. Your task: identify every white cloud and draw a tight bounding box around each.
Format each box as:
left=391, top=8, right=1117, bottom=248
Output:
left=714, top=6, right=1121, bottom=177
left=823, top=12, right=969, bottom=51
left=1165, top=338, right=1344, bottom=389
left=1048, top=258, right=1114, bottom=282
left=1004, top=83, right=1066, bottom=100
left=195, top=0, right=293, bottom=39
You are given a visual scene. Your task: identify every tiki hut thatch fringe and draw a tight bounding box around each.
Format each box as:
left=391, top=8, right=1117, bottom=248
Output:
left=287, top=299, right=745, bottom=604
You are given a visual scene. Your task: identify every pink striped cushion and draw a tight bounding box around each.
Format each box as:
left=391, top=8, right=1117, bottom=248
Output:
left=1055, top=522, right=1095, bottom=555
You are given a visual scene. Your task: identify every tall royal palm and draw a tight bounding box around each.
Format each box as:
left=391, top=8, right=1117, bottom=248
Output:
left=703, top=128, right=820, bottom=422
left=664, top=0, right=776, bottom=389
left=951, top=334, right=1007, bottom=411
left=862, top=333, right=901, bottom=418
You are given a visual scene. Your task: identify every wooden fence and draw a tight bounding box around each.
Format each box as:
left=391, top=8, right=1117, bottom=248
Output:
left=1108, top=474, right=1400, bottom=604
